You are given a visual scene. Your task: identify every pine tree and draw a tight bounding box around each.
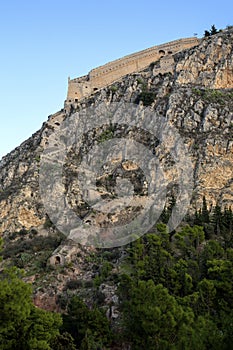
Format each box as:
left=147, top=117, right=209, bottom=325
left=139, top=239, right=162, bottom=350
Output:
left=204, top=30, right=211, bottom=37
left=222, top=207, right=233, bottom=247
left=62, top=296, right=112, bottom=348
left=210, top=24, right=218, bottom=35
left=204, top=25, right=218, bottom=38
left=201, top=196, right=210, bottom=224
left=121, top=280, right=195, bottom=349
left=0, top=268, right=62, bottom=349
left=211, top=204, right=222, bottom=235
left=0, top=240, right=62, bottom=350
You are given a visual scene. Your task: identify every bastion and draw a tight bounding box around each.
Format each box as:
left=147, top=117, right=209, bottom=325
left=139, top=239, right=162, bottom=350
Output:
left=65, top=37, right=200, bottom=105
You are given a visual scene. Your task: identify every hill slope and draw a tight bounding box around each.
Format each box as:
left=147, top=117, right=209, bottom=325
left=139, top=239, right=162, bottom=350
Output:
left=0, top=28, right=233, bottom=349
left=0, top=29, right=232, bottom=236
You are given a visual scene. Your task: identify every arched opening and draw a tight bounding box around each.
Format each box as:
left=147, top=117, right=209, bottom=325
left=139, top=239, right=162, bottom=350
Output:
left=159, top=49, right=165, bottom=56
left=93, top=87, right=98, bottom=91
left=168, top=51, right=173, bottom=54
left=55, top=256, right=61, bottom=265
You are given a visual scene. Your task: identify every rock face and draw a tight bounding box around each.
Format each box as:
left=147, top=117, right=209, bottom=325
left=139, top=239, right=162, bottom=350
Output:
left=0, top=110, right=66, bottom=234
left=0, top=28, right=233, bottom=239
left=175, top=31, right=233, bottom=88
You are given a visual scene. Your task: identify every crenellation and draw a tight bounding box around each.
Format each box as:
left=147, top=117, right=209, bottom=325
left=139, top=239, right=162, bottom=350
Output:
left=65, top=37, right=200, bottom=105
left=70, top=75, right=89, bottom=83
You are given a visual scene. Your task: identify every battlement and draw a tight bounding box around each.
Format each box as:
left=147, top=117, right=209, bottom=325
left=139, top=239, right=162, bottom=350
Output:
left=65, top=37, right=200, bottom=105
left=70, top=75, right=89, bottom=83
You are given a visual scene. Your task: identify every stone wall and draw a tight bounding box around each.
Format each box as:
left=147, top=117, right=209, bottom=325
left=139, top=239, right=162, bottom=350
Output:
left=65, top=37, right=199, bottom=104
left=153, top=55, right=175, bottom=76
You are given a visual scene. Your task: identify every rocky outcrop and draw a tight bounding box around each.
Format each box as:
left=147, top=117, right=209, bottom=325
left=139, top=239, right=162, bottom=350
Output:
left=0, top=29, right=232, bottom=238
left=0, top=110, right=66, bottom=234
left=175, top=29, right=233, bottom=88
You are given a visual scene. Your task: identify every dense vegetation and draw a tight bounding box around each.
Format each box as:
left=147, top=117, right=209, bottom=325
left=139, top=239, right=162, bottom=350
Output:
left=0, top=202, right=233, bottom=349
left=0, top=239, right=65, bottom=350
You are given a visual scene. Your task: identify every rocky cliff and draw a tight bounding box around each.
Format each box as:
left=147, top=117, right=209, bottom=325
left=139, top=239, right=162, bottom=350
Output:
left=0, top=29, right=233, bottom=349
left=0, top=29, right=232, bottom=237
left=0, top=29, right=233, bottom=310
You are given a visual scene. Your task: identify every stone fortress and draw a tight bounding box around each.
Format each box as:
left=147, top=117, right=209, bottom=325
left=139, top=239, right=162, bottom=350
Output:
left=65, top=37, right=200, bottom=105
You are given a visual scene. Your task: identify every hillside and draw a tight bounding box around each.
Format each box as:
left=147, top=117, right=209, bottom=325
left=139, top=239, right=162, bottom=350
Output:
left=0, top=28, right=233, bottom=349
left=0, top=28, right=232, bottom=235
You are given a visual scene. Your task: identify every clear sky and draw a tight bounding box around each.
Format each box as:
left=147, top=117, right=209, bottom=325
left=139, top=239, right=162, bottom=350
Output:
left=0, top=0, right=232, bottom=159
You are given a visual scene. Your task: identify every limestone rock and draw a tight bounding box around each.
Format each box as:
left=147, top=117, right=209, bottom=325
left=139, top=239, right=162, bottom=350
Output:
left=0, top=28, right=232, bottom=240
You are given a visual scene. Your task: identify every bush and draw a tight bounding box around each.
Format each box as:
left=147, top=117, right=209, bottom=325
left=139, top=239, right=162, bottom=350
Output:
left=43, top=215, right=54, bottom=229
left=3, top=234, right=64, bottom=259
left=65, top=279, right=83, bottom=290
left=97, top=129, right=114, bottom=143
left=135, top=89, right=156, bottom=106
left=110, top=85, right=118, bottom=92
left=84, top=280, right=94, bottom=288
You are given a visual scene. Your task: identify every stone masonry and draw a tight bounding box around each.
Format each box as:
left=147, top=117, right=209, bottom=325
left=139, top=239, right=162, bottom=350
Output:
left=65, top=37, right=200, bottom=104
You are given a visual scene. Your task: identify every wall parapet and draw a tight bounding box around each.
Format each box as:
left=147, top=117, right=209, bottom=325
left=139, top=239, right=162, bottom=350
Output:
left=65, top=37, right=200, bottom=105
left=70, top=75, right=89, bottom=83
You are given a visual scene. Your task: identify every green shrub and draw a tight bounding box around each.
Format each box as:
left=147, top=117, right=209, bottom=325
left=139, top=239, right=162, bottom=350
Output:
left=110, top=85, right=118, bottom=92
left=34, top=155, right=40, bottom=162
left=97, top=129, right=114, bottom=143
left=136, top=90, right=156, bottom=106
left=66, top=279, right=83, bottom=290
left=43, top=215, right=54, bottom=229
left=84, top=280, right=94, bottom=288
left=136, top=77, right=144, bottom=84
left=3, top=234, right=64, bottom=259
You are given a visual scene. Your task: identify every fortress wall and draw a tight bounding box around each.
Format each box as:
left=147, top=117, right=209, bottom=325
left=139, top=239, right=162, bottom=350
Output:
left=153, top=56, right=175, bottom=76
left=71, top=75, right=89, bottom=83
left=66, top=37, right=200, bottom=103
left=67, top=80, right=92, bottom=100
left=90, top=60, right=139, bottom=88
left=87, top=50, right=162, bottom=89
left=89, top=38, right=198, bottom=77
left=89, top=37, right=199, bottom=79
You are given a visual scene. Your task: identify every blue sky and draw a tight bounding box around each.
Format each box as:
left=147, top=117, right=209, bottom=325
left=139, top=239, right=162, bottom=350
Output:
left=0, top=0, right=232, bottom=159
